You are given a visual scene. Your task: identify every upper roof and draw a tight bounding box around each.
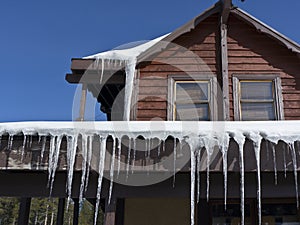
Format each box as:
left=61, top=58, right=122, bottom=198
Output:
left=82, top=0, right=300, bottom=64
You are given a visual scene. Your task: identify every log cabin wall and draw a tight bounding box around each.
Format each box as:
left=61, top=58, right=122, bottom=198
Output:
left=135, top=12, right=300, bottom=121
left=136, top=14, right=219, bottom=121
left=227, top=15, right=300, bottom=120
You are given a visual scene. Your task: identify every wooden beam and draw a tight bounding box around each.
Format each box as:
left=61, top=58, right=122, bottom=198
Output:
left=221, top=0, right=231, bottom=24
left=18, top=198, right=31, bottom=225
left=56, top=198, right=65, bottom=225
left=65, top=73, right=125, bottom=84
left=220, top=23, right=230, bottom=121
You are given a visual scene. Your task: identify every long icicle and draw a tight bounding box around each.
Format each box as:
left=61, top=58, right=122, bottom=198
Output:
left=94, top=136, right=107, bottom=225
left=66, top=135, right=78, bottom=209
left=196, top=147, right=201, bottom=203
left=117, top=138, right=121, bottom=177
left=233, top=134, right=245, bottom=225
left=271, top=142, right=277, bottom=185
left=48, top=136, right=56, bottom=189
left=126, top=138, right=131, bottom=180
left=108, top=137, right=116, bottom=204
left=221, top=133, right=229, bottom=210
left=85, top=135, right=94, bottom=192
left=173, top=137, right=177, bottom=187
left=290, top=142, right=299, bottom=208
left=50, top=135, right=62, bottom=196
left=190, top=147, right=196, bottom=225
left=253, top=136, right=262, bottom=225
left=79, top=134, right=88, bottom=205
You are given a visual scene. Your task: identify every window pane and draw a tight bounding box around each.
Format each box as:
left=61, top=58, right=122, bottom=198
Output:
left=212, top=203, right=252, bottom=225
left=175, top=103, right=209, bottom=121
left=262, top=203, right=300, bottom=225
left=241, top=102, right=275, bottom=121
left=241, top=82, right=273, bottom=100
left=176, top=82, right=208, bottom=103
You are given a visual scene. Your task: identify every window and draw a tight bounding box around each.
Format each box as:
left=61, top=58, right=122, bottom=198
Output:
left=168, top=75, right=217, bottom=121
left=233, top=75, right=284, bottom=121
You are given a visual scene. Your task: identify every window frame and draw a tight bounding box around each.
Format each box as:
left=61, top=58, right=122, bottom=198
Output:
left=168, top=74, right=218, bottom=121
left=232, top=74, right=284, bottom=121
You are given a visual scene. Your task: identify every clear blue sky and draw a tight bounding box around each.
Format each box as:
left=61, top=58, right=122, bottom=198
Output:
left=0, top=0, right=299, bottom=122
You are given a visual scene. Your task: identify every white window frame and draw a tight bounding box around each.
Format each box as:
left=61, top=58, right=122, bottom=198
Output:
left=168, top=74, right=218, bottom=121
left=232, top=74, right=284, bottom=121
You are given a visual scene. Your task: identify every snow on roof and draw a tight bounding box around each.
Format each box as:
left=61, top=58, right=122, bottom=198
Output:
left=83, top=33, right=170, bottom=61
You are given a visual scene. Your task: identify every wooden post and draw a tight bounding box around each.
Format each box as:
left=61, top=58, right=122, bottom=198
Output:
left=79, top=83, right=87, bottom=121
left=56, top=198, right=65, bottom=225
left=104, top=198, right=117, bottom=225
left=220, top=23, right=230, bottom=121
left=18, top=198, right=31, bottom=225
left=73, top=198, right=80, bottom=225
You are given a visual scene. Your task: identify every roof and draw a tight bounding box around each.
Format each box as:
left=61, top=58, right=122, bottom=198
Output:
left=83, top=1, right=300, bottom=63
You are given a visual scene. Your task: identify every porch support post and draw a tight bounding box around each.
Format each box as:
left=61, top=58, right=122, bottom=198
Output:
left=79, top=83, right=87, bottom=121
left=104, top=198, right=117, bottom=225
left=17, top=197, right=31, bottom=225
left=56, top=198, right=65, bottom=225
left=73, top=198, right=80, bottom=225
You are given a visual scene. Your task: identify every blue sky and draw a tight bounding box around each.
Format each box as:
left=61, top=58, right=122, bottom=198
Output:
left=0, top=0, right=299, bottom=122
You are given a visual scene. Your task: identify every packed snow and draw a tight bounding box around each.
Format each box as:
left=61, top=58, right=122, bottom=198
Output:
left=1, top=120, right=300, bottom=225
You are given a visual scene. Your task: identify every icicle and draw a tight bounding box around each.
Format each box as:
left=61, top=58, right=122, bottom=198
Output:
left=283, top=144, right=287, bottom=178
left=21, top=135, right=27, bottom=161
left=41, top=136, right=47, bottom=162
left=29, top=135, right=33, bottom=147
left=271, top=142, right=277, bottom=185
left=196, top=147, right=201, bottom=203
left=126, top=138, right=131, bottom=180
left=85, top=135, right=93, bottom=192
left=233, top=133, right=245, bottom=225
left=253, top=135, right=262, bottom=225
left=49, top=135, right=62, bottom=195
left=162, top=140, right=165, bottom=153
left=66, top=135, right=78, bottom=207
left=190, top=147, right=196, bottom=225
left=158, top=139, right=161, bottom=156
left=108, top=137, right=116, bottom=204
left=7, top=135, right=12, bottom=150
left=48, top=136, right=56, bottom=188
left=146, top=138, right=150, bottom=157
left=220, top=133, right=229, bottom=210
left=117, top=138, right=121, bottom=177
left=79, top=134, right=88, bottom=205
left=173, top=137, right=177, bottom=187
left=100, top=58, right=104, bottom=83
left=94, top=136, right=107, bottom=225
left=38, top=135, right=41, bottom=143
left=123, top=59, right=136, bottom=121
left=131, top=138, right=137, bottom=174
left=205, top=140, right=211, bottom=202
left=290, top=142, right=299, bottom=208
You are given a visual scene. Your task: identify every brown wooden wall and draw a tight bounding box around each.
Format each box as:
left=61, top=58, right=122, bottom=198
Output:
left=136, top=14, right=219, bottom=121
left=227, top=15, right=300, bottom=120
left=135, top=13, right=300, bottom=121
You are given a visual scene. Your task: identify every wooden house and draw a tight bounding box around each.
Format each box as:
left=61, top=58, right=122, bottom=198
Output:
left=1, top=0, right=300, bottom=224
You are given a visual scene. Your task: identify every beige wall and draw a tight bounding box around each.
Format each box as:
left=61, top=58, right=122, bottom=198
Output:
left=124, top=198, right=190, bottom=225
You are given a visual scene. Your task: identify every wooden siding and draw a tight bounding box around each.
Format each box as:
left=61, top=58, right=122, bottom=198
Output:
left=227, top=15, right=300, bottom=120
left=136, top=14, right=219, bottom=121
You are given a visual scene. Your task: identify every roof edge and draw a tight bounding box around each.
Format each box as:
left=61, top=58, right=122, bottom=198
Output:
left=231, top=8, right=300, bottom=54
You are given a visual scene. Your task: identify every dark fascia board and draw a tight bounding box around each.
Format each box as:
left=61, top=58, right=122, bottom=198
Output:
left=136, top=2, right=222, bottom=63
left=231, top=8, right=300, bottom=54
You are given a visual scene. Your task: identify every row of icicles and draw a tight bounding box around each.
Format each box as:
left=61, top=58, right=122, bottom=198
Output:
left=0, top=132, right=299, bottom=225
